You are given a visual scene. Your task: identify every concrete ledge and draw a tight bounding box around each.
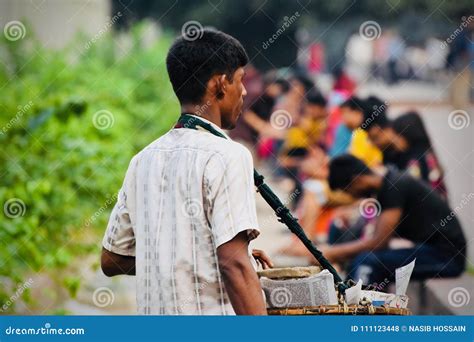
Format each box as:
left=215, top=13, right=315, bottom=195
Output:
left=424, top=274, right=474, bottom=315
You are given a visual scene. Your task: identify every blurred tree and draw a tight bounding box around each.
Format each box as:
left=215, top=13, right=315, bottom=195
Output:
left=0, top=23, right=178, bottom=312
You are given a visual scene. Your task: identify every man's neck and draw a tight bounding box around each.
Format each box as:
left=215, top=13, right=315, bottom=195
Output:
left=181, top=103, right=222, bottom=128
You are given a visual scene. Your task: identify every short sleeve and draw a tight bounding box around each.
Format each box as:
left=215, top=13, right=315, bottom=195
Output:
left=102, top=158, right=137, bottom=256
left=204, top=144, right=260, bottom=248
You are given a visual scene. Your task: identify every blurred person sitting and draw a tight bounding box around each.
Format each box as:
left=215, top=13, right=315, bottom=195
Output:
left=342, top=96, right=383, bottom=167
left=326, top=102, right=447, bottom=261
left=362, top=109, right=448, bottom=199
left=321, top=154, right=466, bottom=285
left=277, top=91, right=328, bottom=207
left=229, top=64, right=263, bottom=145
left=243, top=74, right=289, bottom=143
left=251, top=74, right=314, bottom=162
left=279, top=91, right=328, bottom=165
left=332, top=96, right=382, bottom=167
left=273, top=74, right=315, bottom=130
left=279, top=146, right=353, bottom=256
left=262, top=74, right=315, bottom=182
left=325, top=69, right=355, bottom=152
left=325, top=96, right=384, bottom=258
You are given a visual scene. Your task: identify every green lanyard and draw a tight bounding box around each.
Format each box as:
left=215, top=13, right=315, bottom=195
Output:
left=175, top=113, right=348, bottom=295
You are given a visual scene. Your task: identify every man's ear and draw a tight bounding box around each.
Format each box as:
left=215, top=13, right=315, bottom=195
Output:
left=215, top=74, right=227, bottom=100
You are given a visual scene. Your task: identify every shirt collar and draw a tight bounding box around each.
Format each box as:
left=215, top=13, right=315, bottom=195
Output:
left=186, top=114, right=231, bottom=139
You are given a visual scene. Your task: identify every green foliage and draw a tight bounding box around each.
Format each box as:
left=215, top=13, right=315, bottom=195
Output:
left=63, top=277, right=81, bottom=299
left=0, top=22, right=179, bottom=311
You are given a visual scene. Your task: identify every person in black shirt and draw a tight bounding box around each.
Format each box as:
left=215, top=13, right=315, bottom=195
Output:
left=323, top=154, right=466, bottom=285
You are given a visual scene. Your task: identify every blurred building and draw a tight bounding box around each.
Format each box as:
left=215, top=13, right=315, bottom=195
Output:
left=0, top=0, right=112, bottom=49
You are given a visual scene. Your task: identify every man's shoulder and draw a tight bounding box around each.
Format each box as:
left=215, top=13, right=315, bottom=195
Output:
left=205, top=136, right=253, bottom=167
left=377, top=167, right=405, bottom=199
left=212, top=136, right=251, bottom=156
left=135, top=129, right=251, bottom=162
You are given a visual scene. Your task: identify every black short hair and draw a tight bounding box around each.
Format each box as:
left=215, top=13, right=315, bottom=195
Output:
left=328, top=154, right=372, bottom=190
left=166, top=29, right=249, bottom=104
left=361, top=96, right=389, bottom=130
left=306, top=91, right=327, bottom=107
left=275, top=79, right=290, bottom=93
left=262, top=71, right=290, bottom=93
left=290, top=74, right=315, bottom=93
left=340, top=96, right=365, bottom=112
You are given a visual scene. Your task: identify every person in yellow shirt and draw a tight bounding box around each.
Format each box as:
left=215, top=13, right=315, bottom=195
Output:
left=349, top=128, right=382, bottom=168
left=340, top=96, right=383, bottom=167
left=280, top=91, right=328, bottom=157
left=278, top=91, right=328, bottom=208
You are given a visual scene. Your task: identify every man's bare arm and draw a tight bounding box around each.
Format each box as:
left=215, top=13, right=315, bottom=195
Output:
left=243, top=110, right=286, bottom=139
left=101, top=247, right=136, bottom=276
left=217, top=231, right=267, bottom=315
left=243, top=110, right=266, bottom=133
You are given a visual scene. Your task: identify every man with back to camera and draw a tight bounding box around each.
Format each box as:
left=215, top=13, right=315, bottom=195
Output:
left=322, top=154, right=466, bottom=285
left=100, top=29, right=274, bottom=315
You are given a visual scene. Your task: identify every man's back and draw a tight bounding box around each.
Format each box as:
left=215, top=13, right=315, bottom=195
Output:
left=377, top=168, right=466, bottom=261
left=103, top=119, right=259, bottom=314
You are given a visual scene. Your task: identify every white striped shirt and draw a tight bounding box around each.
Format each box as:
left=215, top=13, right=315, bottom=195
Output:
left=102, top=115, right=260, bottom=315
